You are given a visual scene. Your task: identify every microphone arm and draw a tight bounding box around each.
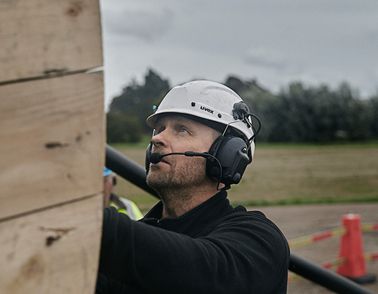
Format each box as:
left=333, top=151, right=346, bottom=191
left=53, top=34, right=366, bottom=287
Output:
left=150, top=151, right=212, bottom=164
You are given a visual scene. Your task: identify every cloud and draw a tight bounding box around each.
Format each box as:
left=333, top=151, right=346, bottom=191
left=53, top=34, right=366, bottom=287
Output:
left=100, top=0, right=378, bottom=103
left=103, top=8, right=174, bottom=42
left=244, top=47, right=287, bottom=71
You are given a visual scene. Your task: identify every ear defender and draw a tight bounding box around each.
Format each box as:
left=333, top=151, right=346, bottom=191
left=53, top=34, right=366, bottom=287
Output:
left=206, top=136, right=251, bottom=188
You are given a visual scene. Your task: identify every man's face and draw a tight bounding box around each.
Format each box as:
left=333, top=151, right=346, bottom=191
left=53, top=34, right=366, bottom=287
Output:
left=146, top=115, right=219, bottom=191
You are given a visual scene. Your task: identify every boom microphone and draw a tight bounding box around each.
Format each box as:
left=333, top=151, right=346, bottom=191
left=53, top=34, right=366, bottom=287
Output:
left=150, top=151, right=211, bottom=164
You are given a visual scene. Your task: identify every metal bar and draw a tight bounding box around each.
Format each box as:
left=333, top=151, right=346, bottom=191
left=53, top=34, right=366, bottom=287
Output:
left=105, top=144, right=372, bottom=294
left=289, top=255, right=372, bottom=294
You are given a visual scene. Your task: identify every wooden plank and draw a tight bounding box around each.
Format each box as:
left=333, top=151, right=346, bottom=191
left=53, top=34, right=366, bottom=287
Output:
left=0, top=0, right=102, bottom=83
left=0, top=72, right=104, bottom=220
left=0, top=194, right=102, bottom=294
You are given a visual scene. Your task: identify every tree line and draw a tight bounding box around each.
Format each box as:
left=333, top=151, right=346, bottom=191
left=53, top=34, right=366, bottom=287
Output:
left=107, top=69, right=378, bottom=143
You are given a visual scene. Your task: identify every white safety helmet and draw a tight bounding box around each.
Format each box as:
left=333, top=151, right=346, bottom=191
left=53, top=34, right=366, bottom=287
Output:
left=146, top=80, right=255, bottom=156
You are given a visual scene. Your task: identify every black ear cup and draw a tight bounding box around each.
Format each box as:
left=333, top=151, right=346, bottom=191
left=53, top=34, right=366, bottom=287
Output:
left=206, top=136, right=251, bottom=187
left=206, top=136, right=224, bottom=180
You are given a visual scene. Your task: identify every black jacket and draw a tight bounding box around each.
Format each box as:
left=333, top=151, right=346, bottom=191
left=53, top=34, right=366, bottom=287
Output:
left=97, top=190, right=289, bottom=293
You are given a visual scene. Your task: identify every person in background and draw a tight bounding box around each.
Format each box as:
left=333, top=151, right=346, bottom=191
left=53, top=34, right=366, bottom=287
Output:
left=103, top=167, right=143, bottom=220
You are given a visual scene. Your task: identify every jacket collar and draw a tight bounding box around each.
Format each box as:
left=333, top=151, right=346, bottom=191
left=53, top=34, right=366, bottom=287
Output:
left=142, top=190, right=232, bottom=236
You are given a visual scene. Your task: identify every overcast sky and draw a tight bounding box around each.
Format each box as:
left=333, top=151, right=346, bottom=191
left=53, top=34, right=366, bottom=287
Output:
left=100, top=0, right=378, bottom=106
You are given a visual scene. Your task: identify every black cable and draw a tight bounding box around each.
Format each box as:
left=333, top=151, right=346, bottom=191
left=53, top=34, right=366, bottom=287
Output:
left=245, top=113, right=261, bottom=144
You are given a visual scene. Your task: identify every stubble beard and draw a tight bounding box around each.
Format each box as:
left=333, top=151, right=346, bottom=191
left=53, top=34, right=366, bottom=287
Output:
left=146, top=158, right=209, bottom=200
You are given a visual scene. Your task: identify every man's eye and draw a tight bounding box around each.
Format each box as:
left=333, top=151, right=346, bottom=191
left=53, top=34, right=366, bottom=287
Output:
left=178, top=126, right=189, bottom=133
left=154, top=127, right=165, bottom=135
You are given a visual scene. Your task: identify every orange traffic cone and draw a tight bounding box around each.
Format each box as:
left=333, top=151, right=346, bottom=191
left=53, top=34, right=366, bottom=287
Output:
left=337, top=213, right=376, bottom=284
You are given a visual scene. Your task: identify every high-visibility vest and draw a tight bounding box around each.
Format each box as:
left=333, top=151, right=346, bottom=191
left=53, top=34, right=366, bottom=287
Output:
left=109, top=194, right=143, bottom=220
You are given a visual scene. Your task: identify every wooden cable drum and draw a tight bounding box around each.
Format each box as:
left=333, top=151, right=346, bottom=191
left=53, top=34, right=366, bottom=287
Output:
left=0, top=0, right=104, bottom=293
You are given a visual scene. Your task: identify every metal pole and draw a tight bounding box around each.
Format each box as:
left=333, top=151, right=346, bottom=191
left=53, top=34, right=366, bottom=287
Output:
left=105, top=144, right=373, bottom=294
left=289, top=254, right=372, bottom=294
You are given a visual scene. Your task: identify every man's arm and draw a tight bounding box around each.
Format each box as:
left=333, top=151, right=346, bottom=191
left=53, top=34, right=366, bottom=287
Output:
left=98, top=207, right=289, bottom=294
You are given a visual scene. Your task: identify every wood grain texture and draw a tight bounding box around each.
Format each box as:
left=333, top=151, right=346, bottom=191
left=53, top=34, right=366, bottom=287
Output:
left=0, top=194, right=102, bottom=294
left=0, top=0, right=102, bottom=82
left=0, top=72, right=104, bottom=220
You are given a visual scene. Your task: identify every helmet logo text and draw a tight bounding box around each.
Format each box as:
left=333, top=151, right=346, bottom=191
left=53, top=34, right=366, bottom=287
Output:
left=200, top=106, right=214, bottom=114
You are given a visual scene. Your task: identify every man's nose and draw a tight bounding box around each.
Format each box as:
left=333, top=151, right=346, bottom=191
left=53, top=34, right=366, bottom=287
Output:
left=150, top=131, right=167, bottom=150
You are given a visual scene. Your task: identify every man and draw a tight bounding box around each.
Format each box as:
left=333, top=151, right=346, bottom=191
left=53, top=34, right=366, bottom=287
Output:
left=97, top=80, right=289, bottom=293
left=103, top=167, right=143, bottom=220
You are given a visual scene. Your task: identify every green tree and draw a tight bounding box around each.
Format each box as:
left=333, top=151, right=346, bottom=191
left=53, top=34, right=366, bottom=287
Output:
left=107, top=69, right=377, bottom=144
left=107, top=69, right=170, bottom=143
left=269, top=81, right=372, bottom=142
left=106, top=113, right=143, bottom=143
left=225, top=75, right=277, bottom=142
left=367, top=93, right=378, bottom=138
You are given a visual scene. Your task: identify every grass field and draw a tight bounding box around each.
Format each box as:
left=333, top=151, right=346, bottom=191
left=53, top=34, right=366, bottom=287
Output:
left=111, top=142, right=378, bottom=210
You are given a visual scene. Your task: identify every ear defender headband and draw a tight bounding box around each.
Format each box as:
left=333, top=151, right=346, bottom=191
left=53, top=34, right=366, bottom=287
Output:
left=145, top=101, right=261, bottom=190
